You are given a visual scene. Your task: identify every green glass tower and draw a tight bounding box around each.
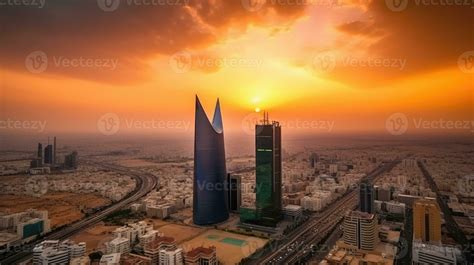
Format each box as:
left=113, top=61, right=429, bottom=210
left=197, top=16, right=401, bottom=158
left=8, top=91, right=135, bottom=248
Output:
left=254, top=112, right=282, bottom=226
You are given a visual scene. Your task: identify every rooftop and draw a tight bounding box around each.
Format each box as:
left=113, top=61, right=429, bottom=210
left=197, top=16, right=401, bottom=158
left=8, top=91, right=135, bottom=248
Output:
left=348, top=210, right=375, bottom=219
left=185, top=246, right=216, bottom=258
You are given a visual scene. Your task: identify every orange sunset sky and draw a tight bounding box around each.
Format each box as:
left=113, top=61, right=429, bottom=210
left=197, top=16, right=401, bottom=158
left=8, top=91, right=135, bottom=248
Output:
left=0, top=0, right=472, bottom=138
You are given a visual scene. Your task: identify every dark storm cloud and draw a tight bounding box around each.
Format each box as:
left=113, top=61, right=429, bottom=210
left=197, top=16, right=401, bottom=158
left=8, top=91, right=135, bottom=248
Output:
left=0, top=0, right=307, bottom=84
left=336, top=0, right=473, bottom=78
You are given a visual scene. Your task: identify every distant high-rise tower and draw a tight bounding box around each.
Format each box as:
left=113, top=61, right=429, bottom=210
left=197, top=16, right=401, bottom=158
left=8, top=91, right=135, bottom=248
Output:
left=310, top=153, right=318, bottom=168
left=193, top=96, right=228, bottom=225
left=255, top=112, right=282, bottom=226
left=37, top=143, right=43, bottom=166
left=413, top=199, right=441, bottom=243
left=359, top=179, right=375, bottom=214
left=343, top=210, right=378, bottom=251
left=227, top=173, right=241, bottom=213
left=53, top=136, right=57, bottom=165
left=44, top=145, right=53, bottom=164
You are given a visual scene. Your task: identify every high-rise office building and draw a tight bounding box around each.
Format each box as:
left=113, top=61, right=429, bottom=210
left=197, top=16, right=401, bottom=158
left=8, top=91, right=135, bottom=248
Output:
left=44, top=144, right=53, bottom=165
left=359, top=179, right=375, bottom=214
left=310, top=153, right=318, bottom=168
left=193, top=96, right=228, bottom=225
left=53, top=136, right=57, bottom=165
left=30, top=143, right=44, bottom=168
left=413, top=199, right=441, bottom=243
left=343, top=210, right=378, bottom=251
left=255, top=112, right=282, bottom=226
left=37, top=143, right=43, bottom=164
left=227, top=173, right=241, bottom=213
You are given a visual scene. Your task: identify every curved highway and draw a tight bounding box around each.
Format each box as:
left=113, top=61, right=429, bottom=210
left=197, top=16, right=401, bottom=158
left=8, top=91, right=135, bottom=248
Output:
left=0, top=160, right=158, bottom=265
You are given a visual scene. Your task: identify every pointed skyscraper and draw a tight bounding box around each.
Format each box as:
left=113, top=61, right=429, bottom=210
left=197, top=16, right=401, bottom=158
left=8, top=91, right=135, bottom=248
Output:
left=193, top=96, right=229, bottom=225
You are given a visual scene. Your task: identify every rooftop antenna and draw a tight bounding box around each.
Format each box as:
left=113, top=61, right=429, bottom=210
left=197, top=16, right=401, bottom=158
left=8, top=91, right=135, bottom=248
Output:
left=262, top=111, right=269, bottom=125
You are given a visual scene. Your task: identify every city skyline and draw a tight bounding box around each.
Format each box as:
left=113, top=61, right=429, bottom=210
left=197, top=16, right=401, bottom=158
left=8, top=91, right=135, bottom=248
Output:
left=0, top=1, right=472, bottom=265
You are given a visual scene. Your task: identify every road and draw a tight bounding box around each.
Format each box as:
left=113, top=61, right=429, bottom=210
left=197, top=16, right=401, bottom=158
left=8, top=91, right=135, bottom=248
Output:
left=248, top=160, right=400, bottom=265
left=0, top=160, right=158, bottom=265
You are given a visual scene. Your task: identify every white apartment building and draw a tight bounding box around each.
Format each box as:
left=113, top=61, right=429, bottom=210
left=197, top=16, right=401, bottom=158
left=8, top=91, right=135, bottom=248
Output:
left=33, top=240, right=86, bottom=265
left=159, top=247, right=184, bottom=265
left=105, top=236, right=130, bottom=255
left=37, top=248, right=69, bottom=264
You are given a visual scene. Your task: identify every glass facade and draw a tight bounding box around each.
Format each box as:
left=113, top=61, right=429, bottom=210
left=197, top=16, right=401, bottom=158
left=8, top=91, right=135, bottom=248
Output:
left=22, top=220, right=44, bottom=239
left=254, top=122, right=282, bottom=227
left=193, top=96, right=229, bottom=225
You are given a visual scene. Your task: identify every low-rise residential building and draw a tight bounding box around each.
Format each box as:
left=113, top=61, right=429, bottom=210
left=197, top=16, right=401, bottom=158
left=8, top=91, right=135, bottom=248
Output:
left=184, top=246, right=217, bottom=265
